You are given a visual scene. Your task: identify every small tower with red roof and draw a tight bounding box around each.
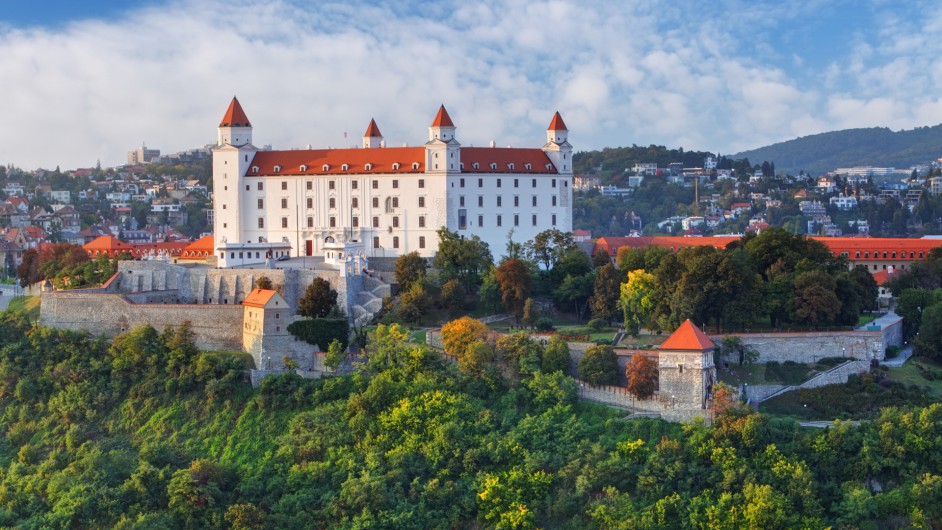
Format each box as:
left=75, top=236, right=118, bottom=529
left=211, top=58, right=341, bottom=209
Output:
left=217, top=96, right=253, bottom=147
left=362, top=118, right=383, bottom=149
left=425, top=104, right=460, bottom=174
left=657, top=319, right=717, bottom=414
left=542, top=111, right=572, bottom=175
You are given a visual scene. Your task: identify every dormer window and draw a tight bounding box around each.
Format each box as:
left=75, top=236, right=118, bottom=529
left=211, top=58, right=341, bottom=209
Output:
left=507, top=163, right=515, bottom=170
left=341, top=164, right=349, bottom=171
left=490, top=163, right=497, bottom=170
left=365, top=163, right=373, bottom=171
left=251, top=166, right=259, bottom=173
left=525, top=163, right=531, bottom=171
left=300, top=165, right=308, bottom=172
left=460, top=163, right=465, bottom=169
left=392, top=163, right=401, bottom=170
left=322, top=164, right=330, bottom=172
left=545, top=163, right=553, bottom=170
left=273, top=165, right=282, bottom=173
left=412, top=162, right=420, bottom=170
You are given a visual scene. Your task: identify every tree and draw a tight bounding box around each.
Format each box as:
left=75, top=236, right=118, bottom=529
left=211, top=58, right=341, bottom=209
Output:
left=625, top=354, right=657, bottom=399
left=522, top=298, right=538, bottom=329
left=478, top=265, right=502, bottom=313
left=254, top=276, right=273, bottom=290
left=495, top=258, right=532, bottom=320
left=590, top=263, right=620, bottom=324
left=542, top=334, right=571, bottom=374
left=225, top=503, right=268, bottom=530
left=434, top=227, right=492, bottom=289
left=398, top=282, right=431, bottom=324
left=791, top=270, right=841, bottom=327
left=495, top=332, right=543, bottom=380
left=620, top=269, right=656, bottom=336
left=578, top=344, right=618, bottom=385
left=527, top=228, right=576, bottom=270
left=554, top=273, right=595, bottom=321
left=441, top=316, right=490, bottom=358
left=394, top=251, right=427, bottom=291
left=297, top=277, right=338, bottom=318
left=711, top=382, right=739, bottom=417
left=439, top=278, right=466, bottom=314
left=323, top=338, right=345, bottom=371
left=592, top=246, right=611, bottom=268
left=460, top=340, right=495, bottom=377
left=916, top=303, right=942, bottom=361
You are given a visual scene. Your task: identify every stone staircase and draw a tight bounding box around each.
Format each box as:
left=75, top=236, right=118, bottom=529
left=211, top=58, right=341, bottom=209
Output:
left=349, top=274, right=392, bottom=325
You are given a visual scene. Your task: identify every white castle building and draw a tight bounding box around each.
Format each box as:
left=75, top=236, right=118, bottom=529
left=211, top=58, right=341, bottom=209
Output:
left=211, top=97, right=573, bottom=267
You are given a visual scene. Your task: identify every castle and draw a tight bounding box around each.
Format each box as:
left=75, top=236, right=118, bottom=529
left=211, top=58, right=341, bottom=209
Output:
left=212, top=98, right=574, bottom=267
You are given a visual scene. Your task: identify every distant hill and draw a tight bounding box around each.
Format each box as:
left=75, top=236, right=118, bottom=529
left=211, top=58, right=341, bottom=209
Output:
left=732, top=125, right=942, bottom=175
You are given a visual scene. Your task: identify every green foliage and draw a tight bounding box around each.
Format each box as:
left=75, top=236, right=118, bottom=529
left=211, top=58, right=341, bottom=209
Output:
left=434, top=227, right=492, bottom=290
left=254, top=276, right=272, bottom=290
left=286, top=318, right=348, bottom=351
left=916, top=303, right=942, bottom=361
left=578, top=344, right=618, bottom=385
left=397, top=282, right=431, bottom=324
left=323, top=339, right=345, bottom=371
left=439, top=278, right=467, bottom=314
left=394, top=251, right=427, bottom=291
left=297, top=277, right=338, bottom=318
left=541, top=334, right=571, bottom=374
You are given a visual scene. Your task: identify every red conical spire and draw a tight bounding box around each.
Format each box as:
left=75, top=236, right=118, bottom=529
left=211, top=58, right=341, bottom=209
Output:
left=547, top=111, right=567, bottom=131
left=660, top=320, right=715, bottom=351
left=430, top=104, right=454, bottom=127
left=219, top=96, right=251, bottom=127
left=364, top=118, right=383, bottom=137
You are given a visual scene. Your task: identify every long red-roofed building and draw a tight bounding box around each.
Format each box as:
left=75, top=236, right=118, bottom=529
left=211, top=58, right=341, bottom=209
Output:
left=212, top=97, right=574, bottom=267
left=595, top=235, right=942, bottom=273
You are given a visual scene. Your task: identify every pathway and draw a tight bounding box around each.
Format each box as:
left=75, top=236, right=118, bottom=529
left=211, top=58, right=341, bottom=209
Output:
left=856, top=310, right=900, bottom=331
left=881, top=346, right=913, bottom=367
left=0, top=286, right=14, bottom=311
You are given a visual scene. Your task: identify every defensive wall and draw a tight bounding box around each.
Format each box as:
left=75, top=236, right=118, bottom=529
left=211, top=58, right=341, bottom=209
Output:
left=744, top=359, right=871, bottom=404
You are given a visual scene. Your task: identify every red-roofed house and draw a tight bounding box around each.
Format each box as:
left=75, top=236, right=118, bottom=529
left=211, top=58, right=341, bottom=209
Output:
left=212, top=98, right=573, bottom=267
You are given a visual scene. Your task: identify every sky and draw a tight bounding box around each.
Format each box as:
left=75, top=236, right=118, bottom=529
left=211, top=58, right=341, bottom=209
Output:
left=2, top=0, right=941, bottom=171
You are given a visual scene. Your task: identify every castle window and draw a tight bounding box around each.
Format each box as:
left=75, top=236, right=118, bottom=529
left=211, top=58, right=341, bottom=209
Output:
left=478, top=178, right=483, bottom=187
left=920, top=252, right=924, bottom=258
left=352, top=217, right=359, bottom=227
left=373, top=216, right=379, bottom=228
left=392, top=179, right=398, bottom=188
left=329, top=180, right=335, bottom=190
left=514, top=196, right=519, bottom=207
left=514, top=214, right=519, bottom=226
left=307, top=217, right=313, bottom=228
left=365, top=163, right=372, bottom=171
left=532, top=178, right=537, bottom=187
left=306, top=181, right=312, bottom=190
left=252, top=166, right=259, bottom=172
left=532, top=196, right=537, bottom=207
left=258, top=218, right=264, bottom=228
left=508, top=163, right=514, bottom=170
left=307, top=198, right=313, bottom=209
left=460, top=163, right=464, bottom=169
left=491, top=163, right=498, bottom=170
left=329, top=217, right=336, bottom=227
left=514, top=178, right=519, bottom=188
left=865, top=252, right=869, bottom=258
left=373, top=236, right=379, bottom=248
left=258, top=199, right=263, bottom=209
left=222, top=204, right=226, bottom=209
left=282, top=217, right=288, bottom=228
left=258, top=182, right=263, bottom=190
left=341, top=164, right=349, bottom=171
left=460, top=178, right=465, bottom=188
left=393, top=217, right=399, bottom=228
left=352, top=197, right=358, bottom=208
left=478, top=196, right=483, bottom=207
left=392, top=197, right=399, bottom=208
left=552, top=178, right=556, bottom=188
left=497, top=215, right=502, bottom=227
left=281, top=181, right=287, bottom=190
left=393, top=236, right=399, bottom=248
left=281, top=198, right=288, bottom=209
left=473, top=162, right=480, bottom=170
left=546, top=163, right=552, bottom=170
left=497, top=178, right=502, bottom=188
left=525, top=163, right=532, bottom=171
left=323, top=164, right=330, bottom=172
left=419, top=236, right=425, bottom=248
left=418, top=179, right=424, bottom=188
left=478, top=214, right=483, bottom=227
left=552, top=214, right=556, bottom=225
left=678, top=364, right=684, bottom=374
left=274, top=165, right=281, bottom=173
left=373, top=180, right=378, bottom=189
left=418, top=216, right=425, bottom=228
left=910, top=252, right=915, bottom=258
left=460, top=196, right=465, bottom=207
left=892, top=252, right=897, bottom=258
left=329, top=198, right=336, bottom=208
left=300, top=165, right=308, bottom=172
left=392, top=163, right=400, bottom=170
left=855, top=252, right=860, bottom=258
left=532, top=214, right=537, bottom=226
left=497, top=196, right=502, bottom=207
left=352, top=180, right=358, bottom=189
left=412, top=162, right=420, bottom=170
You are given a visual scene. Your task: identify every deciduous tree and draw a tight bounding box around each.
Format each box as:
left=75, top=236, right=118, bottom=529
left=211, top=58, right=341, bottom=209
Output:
left=394, top=251, right=427, bottom=291
left=626, top=354, right=657, bottom=399
left=496, top=258, right=532, bottom=320
left=578, top=344, right=618, bottom=385
left=590, top=263, right=620, bottom=324
left=297, top=277, right=338, bottom=318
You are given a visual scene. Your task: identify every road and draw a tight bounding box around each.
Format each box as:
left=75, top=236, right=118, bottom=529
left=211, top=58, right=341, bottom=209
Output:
left=0, top=285, right=14, bottom=311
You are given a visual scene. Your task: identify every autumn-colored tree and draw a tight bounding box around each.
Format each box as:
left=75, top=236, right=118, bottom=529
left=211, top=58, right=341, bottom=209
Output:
left=439, top=278, right=467, bottom=314
left=711, top=381, right=738, bottom=417
left=626, top=354, right=657, bottom=399
left=619, top=269, right=656, bottom=336
left=441, top=316, right=490, bottom=358
left=495, top=258, right=532, bottom=320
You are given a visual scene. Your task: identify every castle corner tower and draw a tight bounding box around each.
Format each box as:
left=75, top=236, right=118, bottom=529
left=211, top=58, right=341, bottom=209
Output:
left=657, top=320, right=717, bottom=416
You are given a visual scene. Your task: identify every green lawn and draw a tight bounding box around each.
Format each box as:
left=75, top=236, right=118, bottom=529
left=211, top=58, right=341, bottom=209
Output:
left=4, top=296, right=40, bottom=321
left=884, top=358, right=942, bottom=399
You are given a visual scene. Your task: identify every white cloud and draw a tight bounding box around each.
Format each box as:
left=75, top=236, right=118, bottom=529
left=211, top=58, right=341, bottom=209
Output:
left=0, top=0, right=940, bottom=169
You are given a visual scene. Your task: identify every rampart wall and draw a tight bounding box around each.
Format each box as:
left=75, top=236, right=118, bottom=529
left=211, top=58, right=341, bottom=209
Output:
left=714, top=331, right=888, bottom=364
left=39, top=291, right=243, bottom=352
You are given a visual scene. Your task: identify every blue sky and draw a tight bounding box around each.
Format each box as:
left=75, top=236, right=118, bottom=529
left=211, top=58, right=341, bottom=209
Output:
left=1, top=0, right=940, bottom=170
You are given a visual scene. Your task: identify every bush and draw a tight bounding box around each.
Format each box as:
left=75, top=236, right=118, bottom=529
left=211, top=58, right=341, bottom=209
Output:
left=535, top=318, right=555, bottom=332
left=587, top=318, right=607, bottom=331
left=885, top=345, right=900, bottom=359
left=577, top=344, right=618, bottom=386
left=287, top=318, right=349, bottom=351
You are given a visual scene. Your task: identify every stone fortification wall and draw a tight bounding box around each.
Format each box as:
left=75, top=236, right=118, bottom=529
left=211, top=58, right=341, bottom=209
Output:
left=39, top=291, right=243, bottom=352
left=714, top=331, right=886, bottom=364
left=124, top=290, right=183, bottom=304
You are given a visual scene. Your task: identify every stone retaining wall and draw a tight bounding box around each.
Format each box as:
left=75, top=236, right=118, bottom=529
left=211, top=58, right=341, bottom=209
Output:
left=714, top=331, right=887, bottom=364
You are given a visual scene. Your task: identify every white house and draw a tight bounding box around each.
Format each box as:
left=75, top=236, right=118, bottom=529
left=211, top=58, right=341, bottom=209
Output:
left=211, top=98, right=573, bottom=267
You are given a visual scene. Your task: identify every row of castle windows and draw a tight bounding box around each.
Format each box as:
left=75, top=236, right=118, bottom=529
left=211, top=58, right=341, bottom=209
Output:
left=263, top=163, right=422, bottom=173
left=456, top=213, right=556, bottom=229
left=373, top=236, right=424, bottom=249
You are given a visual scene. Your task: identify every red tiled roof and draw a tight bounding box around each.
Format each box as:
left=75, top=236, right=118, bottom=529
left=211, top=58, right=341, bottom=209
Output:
left=431, top=105, right=454, bottom=127
left=246, top=146, right=559, bottom=176
left=460, top=147, right=557, bottom=174
left=84, top=236, right=134, bottom=251
left=243, top=288, right=277, bottom=308
left=660, top=320, right=715, bottom=351
left=548, top=111, right=567, bottom=131
left=364, top=119, right=382, bottom=138
left=219, top=96, right=251, bottom=127
left=179, top=235, right=215, bottom=259
left=248, top=147, right=426, bottom=176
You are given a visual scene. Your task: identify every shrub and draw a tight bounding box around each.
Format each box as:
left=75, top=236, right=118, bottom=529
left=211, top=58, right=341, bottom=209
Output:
left=535, top=318, right=555, bottom=332
left=287, top=318, right=349, bottom=351
left=587, top=318, right=607, bottom=331
left=578, top=344, right=618, bottom=386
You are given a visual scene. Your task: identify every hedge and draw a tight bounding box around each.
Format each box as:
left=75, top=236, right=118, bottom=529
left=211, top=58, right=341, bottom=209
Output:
left=287, top=318, right=349, bottom=351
